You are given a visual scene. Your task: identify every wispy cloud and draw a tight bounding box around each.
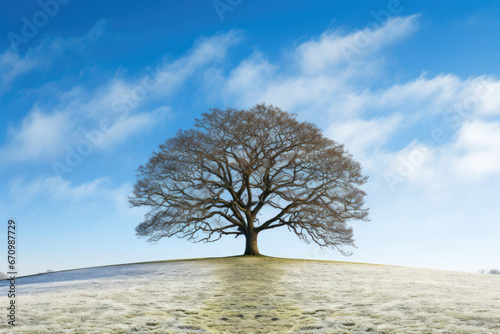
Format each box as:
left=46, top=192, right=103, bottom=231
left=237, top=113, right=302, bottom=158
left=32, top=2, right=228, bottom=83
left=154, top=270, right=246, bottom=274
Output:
left=0, top=28, right=241, bottom=167
left=147, top=30, right=241, bottom=99
left=0, top=48, right=41, bottom=88
left=327, top=115, right=402, bottom=162
left=454, top=120, right=500, bottom=178
left=296, top=15, right=420, bottom=74
left=0, top=21, right=106, bottom=91
left=398, top=120, right=500, bottom=185
left=9, top=176, right=108, bottom=203
left=0, top=109, right=71, bottom=162
left=7, top=175, right=138, bottom=219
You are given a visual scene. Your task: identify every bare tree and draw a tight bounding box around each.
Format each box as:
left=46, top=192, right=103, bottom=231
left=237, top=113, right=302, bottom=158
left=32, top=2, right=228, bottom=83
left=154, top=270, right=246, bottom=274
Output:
left=478, top=268, right=500, bottom=275
left=129, top=104, right=369, bottom=255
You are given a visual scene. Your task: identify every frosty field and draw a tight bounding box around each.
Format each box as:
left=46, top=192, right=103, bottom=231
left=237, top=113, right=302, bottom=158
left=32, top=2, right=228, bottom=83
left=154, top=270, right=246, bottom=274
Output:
left=0, top=256, right=499, bottom=333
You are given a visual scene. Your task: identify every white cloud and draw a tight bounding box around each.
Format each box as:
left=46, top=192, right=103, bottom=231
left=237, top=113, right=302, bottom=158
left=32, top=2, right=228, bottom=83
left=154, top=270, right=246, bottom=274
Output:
left=225, top=52, right=276, bottom=104
left=454, top=120, right=500, bottom=178
left=0, top=21, right=106, bottom=90
left=297, top=15, right=420, bottom=74
left=466, top=78, right=500, bottom=116
left=261, top=76, right=344, bottom=113
left=380, top=75, right=461, bottom=109
left=80, top=79, right=135, bottom=119
left=376, top=74, right=500, bottom=122
left=0, top=49, right=40, bottom=87
left=149, top=30, right=241, bottom=98
left=0, top=109, right=71, bottom=162
left=9, top=176, right=107, bottom=204
left=383, top=140, right=436, bottom=189
left=383, top=119, right=500, bottom=193
left=326, top=115, right=402, bottom=162
left=7, top=175, right=146, bottom=223
left=99, top=106, right=170, bottom=150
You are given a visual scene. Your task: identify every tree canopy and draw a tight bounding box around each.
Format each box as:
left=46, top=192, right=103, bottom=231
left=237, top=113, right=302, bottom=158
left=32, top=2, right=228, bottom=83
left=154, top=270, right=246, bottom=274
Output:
left=129, top=104, right=369, bottom=255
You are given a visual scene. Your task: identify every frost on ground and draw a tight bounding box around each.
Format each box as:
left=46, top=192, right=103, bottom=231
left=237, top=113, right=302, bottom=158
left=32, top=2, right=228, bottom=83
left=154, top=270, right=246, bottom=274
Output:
left=0, top=257, right=499, bottom=333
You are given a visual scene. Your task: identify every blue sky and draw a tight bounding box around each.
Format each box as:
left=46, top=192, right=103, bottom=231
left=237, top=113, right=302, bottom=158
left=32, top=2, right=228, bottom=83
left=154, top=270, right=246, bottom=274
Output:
left=1, top=0, right=500, bottom=275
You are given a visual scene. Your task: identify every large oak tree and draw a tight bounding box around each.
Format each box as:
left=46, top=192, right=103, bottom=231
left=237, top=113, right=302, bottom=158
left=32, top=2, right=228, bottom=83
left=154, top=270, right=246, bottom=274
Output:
left=129, top=104, right=369, bottom=255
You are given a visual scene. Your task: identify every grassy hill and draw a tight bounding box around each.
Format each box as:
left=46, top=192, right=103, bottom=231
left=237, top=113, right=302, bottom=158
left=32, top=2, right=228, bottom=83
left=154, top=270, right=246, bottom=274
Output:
left=1, top=256, right=499, bottom=333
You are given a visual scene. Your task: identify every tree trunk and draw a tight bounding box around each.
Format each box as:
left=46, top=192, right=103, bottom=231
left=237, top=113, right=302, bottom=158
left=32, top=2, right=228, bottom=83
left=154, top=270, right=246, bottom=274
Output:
left=244, top=229, right=260, bottom=255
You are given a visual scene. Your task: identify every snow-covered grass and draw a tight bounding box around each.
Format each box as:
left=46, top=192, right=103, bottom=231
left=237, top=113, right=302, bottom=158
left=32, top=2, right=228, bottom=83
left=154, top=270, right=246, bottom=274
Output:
left=1, top=256, right=499, bottom=333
